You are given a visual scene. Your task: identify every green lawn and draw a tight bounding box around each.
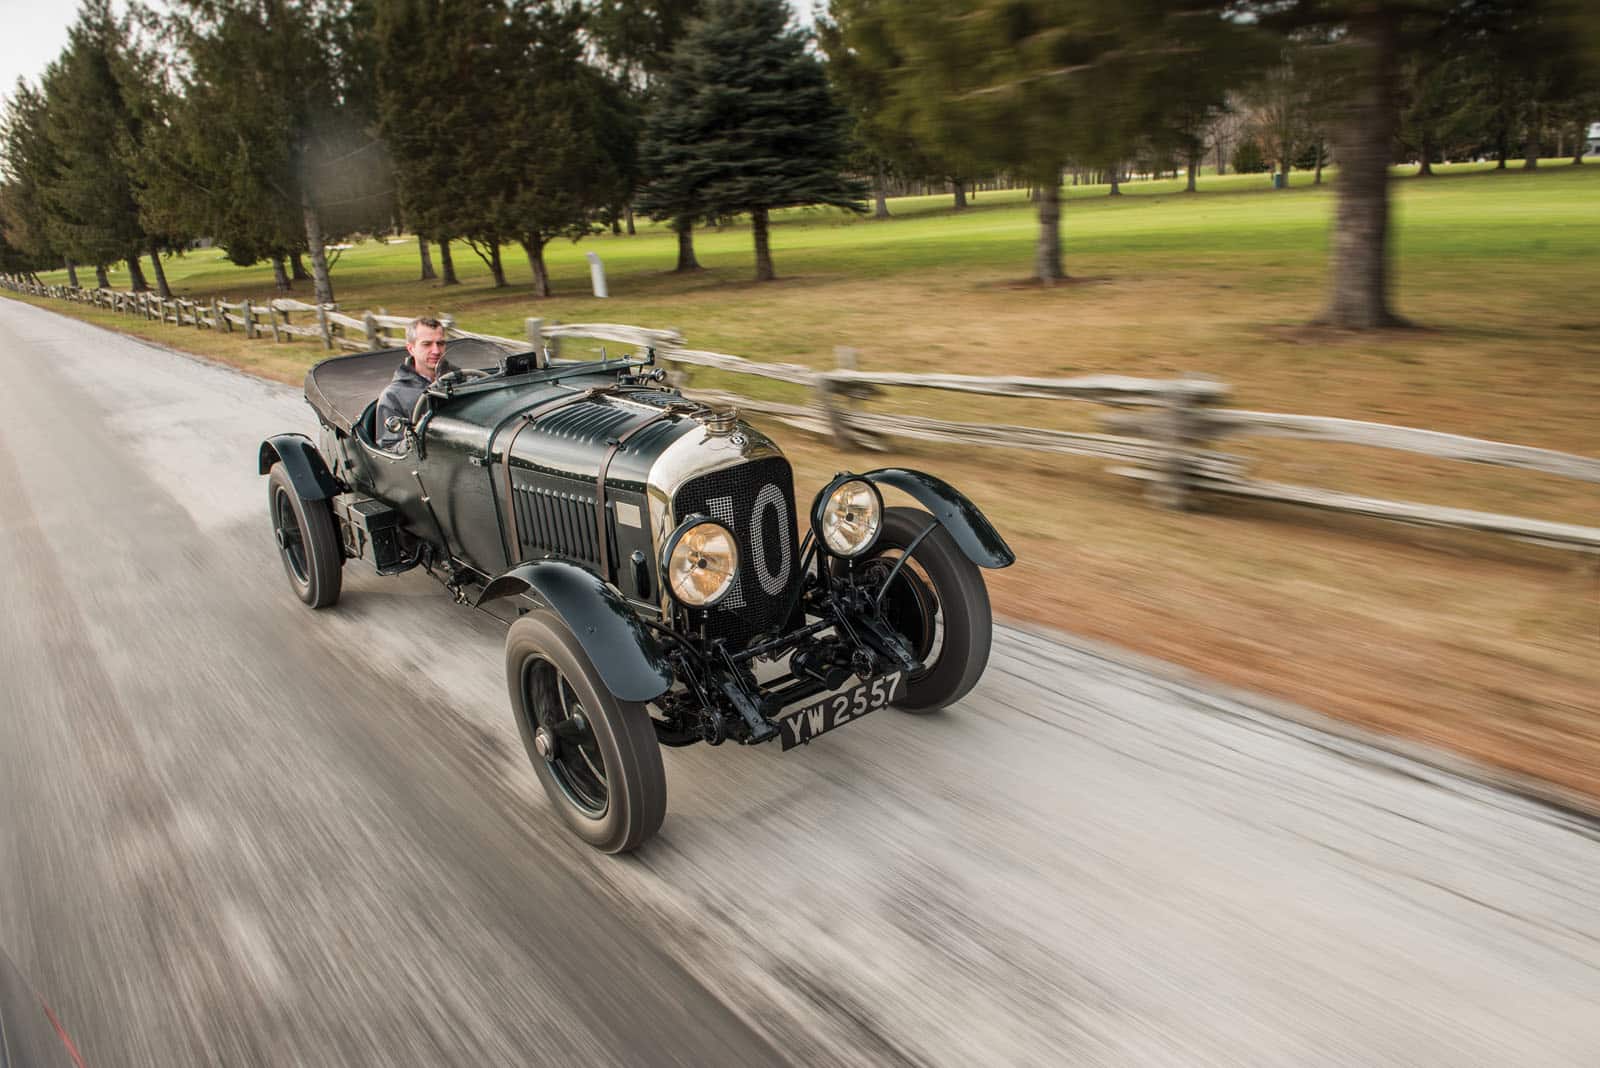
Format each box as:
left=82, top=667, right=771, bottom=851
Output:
left=16, top=158, right=1600, bottom=803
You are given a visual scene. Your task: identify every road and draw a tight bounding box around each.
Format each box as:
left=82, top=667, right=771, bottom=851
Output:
left=1, top=297, right=1596, bottom=1067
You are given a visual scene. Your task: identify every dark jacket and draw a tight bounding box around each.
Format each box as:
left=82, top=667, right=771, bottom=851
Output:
left=375, top=356, right=452, bottom=448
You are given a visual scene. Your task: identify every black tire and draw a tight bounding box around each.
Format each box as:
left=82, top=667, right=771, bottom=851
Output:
left=505, top=610, right=666, bottom=854
left=268, top=463, right=342, bottom=608
left=857, top=506, right=993, bottom=713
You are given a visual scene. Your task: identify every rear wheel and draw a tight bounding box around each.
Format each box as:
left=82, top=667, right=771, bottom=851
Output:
left=267, top=463, right=342, bottom=608
left=505, top=610, right=666, bottom=853
left=856, top=507, right=992, bottom=713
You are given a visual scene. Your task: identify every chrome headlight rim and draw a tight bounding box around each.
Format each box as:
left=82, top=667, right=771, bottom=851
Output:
left=661, top=514, right=740, bottom=607
left=811, top=474, right=884, bottom=558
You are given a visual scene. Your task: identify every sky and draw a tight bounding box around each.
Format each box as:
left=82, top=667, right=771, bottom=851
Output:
left=0, top=0, right=79, bottom=92
left=0, top=0, right=820, bottom=100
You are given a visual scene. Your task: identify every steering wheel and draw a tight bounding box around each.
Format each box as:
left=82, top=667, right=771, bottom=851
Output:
left=410, top=367, right=493, bottom=425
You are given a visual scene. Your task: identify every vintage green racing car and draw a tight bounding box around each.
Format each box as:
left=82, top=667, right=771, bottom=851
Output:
left=260, top=339, right=1014, bottom=853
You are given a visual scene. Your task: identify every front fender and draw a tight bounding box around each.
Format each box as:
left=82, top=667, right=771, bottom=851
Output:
left=480, top=561, right=672, bottom=703
left=861, top=468, right=1016, bottom=568
left=259, top=434, right=342, bottom=501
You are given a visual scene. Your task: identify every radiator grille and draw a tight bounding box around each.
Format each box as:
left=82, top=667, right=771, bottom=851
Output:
left=673, top=457, right=798, bottom=648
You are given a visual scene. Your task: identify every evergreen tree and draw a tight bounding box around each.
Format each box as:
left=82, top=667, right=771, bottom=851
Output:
left=841, top=1, right=1263, bottom=283
left=376, top=0, right=526, bottom=288
left=0, top=82, right=66, bottom=276
left=40, top=1, right=152, bottom=290
left=820, top=0, right=980, bottom=216
left=592, top=1, right=710, bottom=266
left=504, top=3, right=633, bottom=296
left=637, top=0, right=866, bottom=281
left=1236, top=0, right=1586, bottom=327
left=174, top=0, right=390, bottom=303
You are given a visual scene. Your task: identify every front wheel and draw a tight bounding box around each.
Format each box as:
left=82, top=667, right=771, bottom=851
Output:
left=505, top=610, right=666, bottom=853
left=856, top=506, right=993, bottom=713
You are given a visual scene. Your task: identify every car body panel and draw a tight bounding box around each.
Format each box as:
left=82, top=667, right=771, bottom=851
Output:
left=259, top=433, right=340, bottom=502
left=863, top=467, right=1017, bottom=569
left=479, top=560, right=673, bottom=702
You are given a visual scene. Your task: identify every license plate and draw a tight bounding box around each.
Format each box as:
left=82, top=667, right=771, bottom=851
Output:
left=776, top=672, right=905, bottom=751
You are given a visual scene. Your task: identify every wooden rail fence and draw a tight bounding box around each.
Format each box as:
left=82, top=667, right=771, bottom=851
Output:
left=5, top=276, right=1596, bottom=552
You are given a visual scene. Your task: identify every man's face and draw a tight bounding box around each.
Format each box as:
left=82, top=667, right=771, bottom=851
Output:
left=407, top=325, right=448, bottom=380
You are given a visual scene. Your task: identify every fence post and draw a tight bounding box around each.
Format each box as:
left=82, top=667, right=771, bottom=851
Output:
left=363, top=311, right=379, bottom=349
left=815, top=347, right=853, bottom=448
left=267, top=303, right=283, bottom=343
left=316, top=303, right=333, bottom=350
left=524, top=318, right=545, bottom=367
left=815, top=346, right=883, bottom=450
left=1146, top=381, right=1200, bottom=511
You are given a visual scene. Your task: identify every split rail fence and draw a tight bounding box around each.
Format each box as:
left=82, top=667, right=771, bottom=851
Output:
left=5, top=276, right=1597, bottom=552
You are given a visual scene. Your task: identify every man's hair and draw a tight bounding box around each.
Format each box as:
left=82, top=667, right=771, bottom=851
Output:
left=406, top=316, right=445, bottom=344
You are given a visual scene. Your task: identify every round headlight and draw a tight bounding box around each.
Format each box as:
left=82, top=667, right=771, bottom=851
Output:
left=663, top=517, right=739, bottom=607
left=817, top=478, right=883, bottom=557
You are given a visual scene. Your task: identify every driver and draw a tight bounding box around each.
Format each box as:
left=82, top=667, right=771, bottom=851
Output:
left=376, top=317, right=454, bottom=448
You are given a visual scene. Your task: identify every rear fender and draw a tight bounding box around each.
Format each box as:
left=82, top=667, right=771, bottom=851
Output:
left=259, top=434, right=342, bottom=501
left=861, top=468, right=1016, bottom=568
left=480, top=561, right=672, bottom=703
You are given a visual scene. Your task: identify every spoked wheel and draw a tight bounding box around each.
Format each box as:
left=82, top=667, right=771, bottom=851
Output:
left=267, top=464, right=342, bottom=608
left=524, top=659, right=609, bottom=816
left=856, top=506, right=993, bottom=713
left=505, top=610, right=666, bottom=853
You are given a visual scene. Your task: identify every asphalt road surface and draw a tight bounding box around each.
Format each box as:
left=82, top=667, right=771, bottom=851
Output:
left=2, top=298, right=1597, bottom=1067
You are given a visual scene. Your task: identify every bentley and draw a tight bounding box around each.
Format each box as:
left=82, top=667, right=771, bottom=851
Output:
left=261, top=339, right=1014, bottom=852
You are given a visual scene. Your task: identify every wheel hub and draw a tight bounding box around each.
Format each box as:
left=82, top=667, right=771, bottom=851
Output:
left=533, top=726, right=557, bottom=761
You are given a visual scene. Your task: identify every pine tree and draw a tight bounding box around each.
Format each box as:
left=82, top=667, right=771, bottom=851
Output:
left=40, top=1, right=151, bottom=290
left=503, top=3, right=633, bottom=297
left=0, top=83, right=65, bottom=275
left=637, top=0, right=866, bottom=281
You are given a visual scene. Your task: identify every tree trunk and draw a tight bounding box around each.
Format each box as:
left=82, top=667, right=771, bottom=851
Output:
left=952, top=179, right=967, bottom=210
left=300, top=198, right=335, bottom=304
left=148, top=241, right=171, bottom=298
left=1186, top=153, right=1198, bottom=193
left=1034, top=179, right=1064, bottom=283
left=1314, top=143, right=1325, bottom=185
left=673, top=217, right=701, bottom=272
left=290, top=251, right=310, bottom=281
left=1524, top=104, right=1541, bottom=170
left=1278, top=152, right=1290, bottom=188
left=65, top=260, right=79, bottom=288
left=271, top=255, right=291, bottom=292
left=1495, top=128, right=1508, bottom=169
left=126, top=253, right=148, bottom=293
left=417, top=234, right=436, bottom=281
left=611, top=215, right=622, bottom=236
left=625, top=205, right=636, bottom=235
left=488, top=242, right=506, bottom=287
left=752, top=207, right=775, bottom=281
left=438, top=239, right=458, bottom=285
left=1108, top=164, right=1122, bottom=196
left=523, top=235, right=551, bottom=297
left=1317, top=9, right=1407, bottom=330
left=95, top=263, right=109, bottom=289
left=872, top=159, right=891, bottom=219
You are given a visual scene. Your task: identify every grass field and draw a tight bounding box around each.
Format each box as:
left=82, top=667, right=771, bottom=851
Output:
left=15, top=159, right=1600, bottom=805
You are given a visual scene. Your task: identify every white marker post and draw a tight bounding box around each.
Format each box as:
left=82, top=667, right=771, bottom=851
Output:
left=586, top=251, right=608, bottom=299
